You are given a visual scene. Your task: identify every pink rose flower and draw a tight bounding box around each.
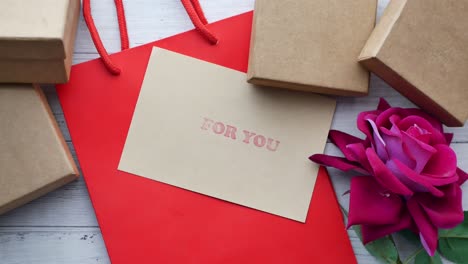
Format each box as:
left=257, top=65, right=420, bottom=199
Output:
left=310, top=99, right=468, bottom=256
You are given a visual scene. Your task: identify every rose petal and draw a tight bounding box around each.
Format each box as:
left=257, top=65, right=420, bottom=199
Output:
left=457, top=168, right=468, bottom=185
left=376, top=108, right=404, bottom=129
left=380, top=128, right=416, bottom=169
left=392, top=159, right=458, bottom=187
left=407, top=198, right=438, bottom=256
left=358, top=112, right=379, bottom=140
left=328, top=130, right=365, bottom=161
left=422, top=144, right=457, bottom=178
left=404, top=108, right=444, bottom=133
left=420, top=234, right=436, bottom=257
left=415, top=184, right=464, bottom=229
left=406, top=125, right=431, bottom=144
left=444, top=133, right=454, bottom=145
left=377, top=98, right=392, bottom=111
left=366, top=148, right=413, bottom=196
left=309, top=154, right=366, bottom=174
left=361, top=212, right=413, bottom=244
left=346, top=143, right=372, bottom=172
left=389, top=120, right=402, bottom=135
left=398, top=116, right=446, bottom=145
left=389, top=114, right=401, bottom=126
left=367, top=119, right=389, bottom=161
left=387, top=159, right=446, bottom=197
left=401, top=131, right=437, bottom=173
left=348, top=176, right=404, bottom=227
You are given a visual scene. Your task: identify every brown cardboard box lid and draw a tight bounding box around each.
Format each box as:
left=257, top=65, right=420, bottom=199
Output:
left=0, top=84, right=79, bottom=215
left=0, top=0, right=80, bottom=60
left=247, top=0, right=377, bottom=96
left=359, top=0, right=468, bottom=126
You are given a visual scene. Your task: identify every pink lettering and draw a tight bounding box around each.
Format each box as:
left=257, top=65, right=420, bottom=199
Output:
left=224, top=125, right=237, bottom=140
left=254, top=135, right=266, bottom=147
left=242, top=130, right=256, bottom=144
left=213, top=122, right=225, bottom=134
left=266, top=138, right=280, bottom=152
left=201, top=118, right=280, bottom=152
left=201, top=118, right=214, bottom=130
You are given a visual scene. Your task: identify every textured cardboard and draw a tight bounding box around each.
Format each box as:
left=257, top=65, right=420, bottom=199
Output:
left=0, top=0, right=80, bottom=83
left=359, top=0, right=468, bottom=127
left=247, top=0, right=377, bottom=96
left=0, top=84, right=79, bottom=215
left=119, top=48, right=336, bottom=222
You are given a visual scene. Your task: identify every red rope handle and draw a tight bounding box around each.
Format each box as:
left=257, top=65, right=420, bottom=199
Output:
left=115, top=0, right=130, bottom=50
left=181, top=0, right=219, bottom=44
left=190, top=0, right=208, bottom=25
left=83, top=0, right=129, bottom=75
left=83, top=0, right=217, bottom=75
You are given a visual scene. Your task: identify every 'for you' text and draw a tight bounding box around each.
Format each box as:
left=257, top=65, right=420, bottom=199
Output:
left=200, top=117, right=280, bottom=152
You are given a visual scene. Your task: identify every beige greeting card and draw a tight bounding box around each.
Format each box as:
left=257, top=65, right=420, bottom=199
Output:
left=118, top=48, right=336, bottom=222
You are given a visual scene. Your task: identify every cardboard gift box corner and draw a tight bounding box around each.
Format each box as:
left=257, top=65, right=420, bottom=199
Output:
left=0, top=84, right=79, bottom=215
left=247, top=0, right=377, bottom=96
left=0, top=0, right=80, bottom=84
left=359, top=0, right=468, bottom=127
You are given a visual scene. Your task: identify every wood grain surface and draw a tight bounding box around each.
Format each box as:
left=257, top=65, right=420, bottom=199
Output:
left=1, top=1, right=466, bottom=263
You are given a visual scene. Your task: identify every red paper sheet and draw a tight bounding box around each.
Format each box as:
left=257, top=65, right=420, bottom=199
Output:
left=57, top=12, right=357, bottom=264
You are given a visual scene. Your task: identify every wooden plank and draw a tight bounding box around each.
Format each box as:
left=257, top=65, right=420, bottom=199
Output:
left=0, top=226, right=384, bottom=264
left=0, top=227, right=109, bottom=264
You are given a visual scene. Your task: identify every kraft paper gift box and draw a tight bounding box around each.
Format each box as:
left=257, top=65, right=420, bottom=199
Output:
left=0, top=0, right=80, bottom=84
left=359, top=0, right=468, bottom=127
left=247, top=0, right=377, bottom=96
left=0, top=84, right=79, bottom=215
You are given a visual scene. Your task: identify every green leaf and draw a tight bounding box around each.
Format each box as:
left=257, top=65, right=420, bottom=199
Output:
left=398, top=229, right=420, bottom=245
left=352, top=225, right=400, bottom=264
left=438, top=237, right=468, bottom=264
left=414, top=250, right=442, bottom=264
left=439, top=212, right=468, bottom=239
left=340, top=205, right=401, bottom=264
left=402, top=247, right=423, bottom=264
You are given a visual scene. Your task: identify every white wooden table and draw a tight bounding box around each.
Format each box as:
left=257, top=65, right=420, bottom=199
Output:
left=1, top=1, right=467, bottom=263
